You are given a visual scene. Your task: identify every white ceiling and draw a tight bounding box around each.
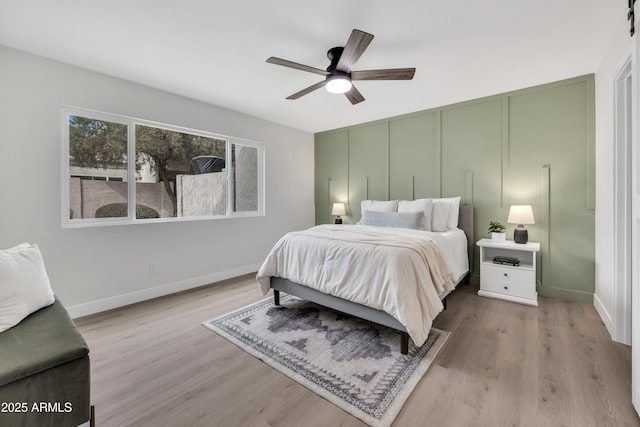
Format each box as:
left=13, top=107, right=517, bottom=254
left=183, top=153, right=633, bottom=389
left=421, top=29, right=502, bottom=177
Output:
left=0, top=1, right=621, bottom=133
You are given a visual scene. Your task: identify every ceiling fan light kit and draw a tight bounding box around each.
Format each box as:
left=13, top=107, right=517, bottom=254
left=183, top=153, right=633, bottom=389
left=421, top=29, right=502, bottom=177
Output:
left=325, top=73, right=352, bottom=94
left=267, top=29, right=415, bottom=105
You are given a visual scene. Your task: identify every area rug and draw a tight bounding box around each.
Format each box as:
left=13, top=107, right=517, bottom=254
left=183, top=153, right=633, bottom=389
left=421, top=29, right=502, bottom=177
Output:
left=202, top=294, right=450, bottom=427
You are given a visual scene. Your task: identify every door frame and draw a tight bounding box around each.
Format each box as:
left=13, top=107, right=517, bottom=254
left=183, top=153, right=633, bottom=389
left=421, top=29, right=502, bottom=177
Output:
left=613, top=55, right=633, bottom=346
left=632, top=11, right=640, bottom=412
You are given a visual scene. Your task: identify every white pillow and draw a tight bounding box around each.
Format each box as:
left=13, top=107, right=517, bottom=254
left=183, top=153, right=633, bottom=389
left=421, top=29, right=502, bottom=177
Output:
left=398, top=198, right=433, bottom=231
left=433, top=196, right=461, bottom=230
left=0, top=243, right=55, bottom=333
left=431, top=201, right=451, bottom=232
left=360, top=200, right=398, bottom=214
left=361, top=211, right=424, bottom=230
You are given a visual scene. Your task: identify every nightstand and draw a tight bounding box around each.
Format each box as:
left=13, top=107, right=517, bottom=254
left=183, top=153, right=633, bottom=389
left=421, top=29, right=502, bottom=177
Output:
left=476, top=238, right=540, bottom=307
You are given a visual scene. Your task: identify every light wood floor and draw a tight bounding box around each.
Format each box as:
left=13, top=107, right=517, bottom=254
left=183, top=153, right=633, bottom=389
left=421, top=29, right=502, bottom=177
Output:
left=75, top=275, right=639, bottom=427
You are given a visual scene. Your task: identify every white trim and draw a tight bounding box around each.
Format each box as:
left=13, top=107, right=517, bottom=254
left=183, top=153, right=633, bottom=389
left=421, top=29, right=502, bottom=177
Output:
left=66, top=263, right=261, bottom=319
left=127, top=115, right=136, bottom=219
left=632, top=7, right=640, bottom=413
left=593, top=293, right=614, bottom=335
left=226, top=139, right=233, bottom=215
left=612, top=54, right=633, bottom=345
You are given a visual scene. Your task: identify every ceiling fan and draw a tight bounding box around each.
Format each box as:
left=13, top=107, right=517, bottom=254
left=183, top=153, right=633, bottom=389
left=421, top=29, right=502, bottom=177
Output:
left=266, top=29, right=416, bottom=105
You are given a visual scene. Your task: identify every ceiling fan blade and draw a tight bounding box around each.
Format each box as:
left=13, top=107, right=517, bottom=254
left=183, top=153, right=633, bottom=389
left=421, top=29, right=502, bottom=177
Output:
left=344, top=85, right=365, bottom=105
left=336, top=29, right=374, bottom=73
left=351, top=68, right=416, bottom=80
left=267, top=57, right=329, bottom=76
left=286, top=80, right=327, bottom=100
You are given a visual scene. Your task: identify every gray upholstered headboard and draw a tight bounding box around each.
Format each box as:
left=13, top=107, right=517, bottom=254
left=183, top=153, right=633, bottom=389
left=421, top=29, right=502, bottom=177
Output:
left=458, top=205, right=474, bottom=273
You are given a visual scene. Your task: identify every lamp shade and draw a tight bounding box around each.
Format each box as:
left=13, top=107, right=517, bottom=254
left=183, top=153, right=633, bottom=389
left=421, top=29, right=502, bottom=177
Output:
left=331, top=203, right=346, bottom=216
left=507, top=205, right=535, bottom=225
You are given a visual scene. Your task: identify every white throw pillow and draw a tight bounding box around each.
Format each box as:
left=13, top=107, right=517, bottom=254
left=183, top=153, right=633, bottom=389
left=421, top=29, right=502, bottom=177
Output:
left=398, top=198, right=433, bottom=231
left=360, top=200, right=398, bottom=214
left=433, top=196, right=461, bottom=230
left=431, top=201, right=451, bottom=232
left=0, top=243, right=55, bottom=333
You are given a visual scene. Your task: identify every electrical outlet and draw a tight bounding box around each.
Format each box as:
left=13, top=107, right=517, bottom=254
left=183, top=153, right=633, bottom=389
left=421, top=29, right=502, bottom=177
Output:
left=149, top=262, right=158, bottom=275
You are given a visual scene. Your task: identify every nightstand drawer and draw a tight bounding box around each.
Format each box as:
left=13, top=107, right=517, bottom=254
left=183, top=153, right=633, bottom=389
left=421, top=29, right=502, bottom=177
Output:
left=480, top=264, right=536, bottom=300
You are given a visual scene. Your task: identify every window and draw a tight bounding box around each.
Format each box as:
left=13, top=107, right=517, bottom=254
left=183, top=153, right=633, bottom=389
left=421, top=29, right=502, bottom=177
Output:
left=62, top=107, right=264, bottom=227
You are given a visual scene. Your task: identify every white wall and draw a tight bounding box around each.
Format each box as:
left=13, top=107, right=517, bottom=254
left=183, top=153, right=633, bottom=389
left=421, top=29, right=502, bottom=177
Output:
left=0, top=46, right=315, bottom=317
left=594, top=17, right=633, bottom=342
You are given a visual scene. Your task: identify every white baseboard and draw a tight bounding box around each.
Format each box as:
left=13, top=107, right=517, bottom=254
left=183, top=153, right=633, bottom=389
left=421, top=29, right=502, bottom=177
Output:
left=634, top=384, right=640, bottom=418
left=593, top=292, right=614, bottom=340
left=67, top=263, right=261, bottom=319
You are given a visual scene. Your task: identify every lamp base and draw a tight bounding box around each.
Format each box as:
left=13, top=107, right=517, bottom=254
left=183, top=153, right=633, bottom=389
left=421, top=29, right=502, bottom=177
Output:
left=335, top=217, right=343, bottom=224
left=514, top=227, right=528, bottom=244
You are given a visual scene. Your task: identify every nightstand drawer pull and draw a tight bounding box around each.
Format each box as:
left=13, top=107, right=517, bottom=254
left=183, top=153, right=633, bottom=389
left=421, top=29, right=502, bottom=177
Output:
left=504, top=286, right=508, bottom=290
left=503, top=273, right=508, bottom=277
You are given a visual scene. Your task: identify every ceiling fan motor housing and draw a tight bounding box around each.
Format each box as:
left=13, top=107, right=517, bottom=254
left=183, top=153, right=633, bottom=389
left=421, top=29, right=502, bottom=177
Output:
left=326, top=47, right=345, bottom=72
left=325, top=47, right=352, bottom=93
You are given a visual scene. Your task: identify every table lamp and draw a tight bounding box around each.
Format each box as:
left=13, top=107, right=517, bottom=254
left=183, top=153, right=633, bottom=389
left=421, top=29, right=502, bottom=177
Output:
left=507, top=205, right=535, bottom=244
left=331, top=203, right=346, bottom=224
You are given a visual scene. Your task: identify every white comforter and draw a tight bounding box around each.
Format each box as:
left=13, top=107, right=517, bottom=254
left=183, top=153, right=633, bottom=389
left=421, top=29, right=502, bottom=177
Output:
left=256, top=224, right=456, bottom=346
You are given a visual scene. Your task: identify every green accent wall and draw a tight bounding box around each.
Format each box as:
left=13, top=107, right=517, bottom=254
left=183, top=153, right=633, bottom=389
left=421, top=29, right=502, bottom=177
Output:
left=348, top=122, right=389, bottom=221
left=389, top=112, right=440, bottom=200
left=315, top=130, right=348, bottom=225
left=314, top=75, right=595, bottom=303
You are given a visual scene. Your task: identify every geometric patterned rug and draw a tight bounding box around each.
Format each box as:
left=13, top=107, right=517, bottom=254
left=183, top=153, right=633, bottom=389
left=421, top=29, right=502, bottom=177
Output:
left=202, top=294, right=450, bottom=427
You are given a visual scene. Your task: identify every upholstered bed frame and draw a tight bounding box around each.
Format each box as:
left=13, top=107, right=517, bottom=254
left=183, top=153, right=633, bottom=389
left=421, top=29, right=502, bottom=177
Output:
left=270, top=205, right=474, bottom=354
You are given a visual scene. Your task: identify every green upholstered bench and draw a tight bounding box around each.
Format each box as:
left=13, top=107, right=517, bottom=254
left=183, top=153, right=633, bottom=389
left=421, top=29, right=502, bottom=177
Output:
left=0, top=298, right=91, bottom=427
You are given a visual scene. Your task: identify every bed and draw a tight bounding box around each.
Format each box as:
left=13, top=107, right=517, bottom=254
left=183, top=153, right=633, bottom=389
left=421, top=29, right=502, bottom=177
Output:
left=256, top=200, right=474, bottom=354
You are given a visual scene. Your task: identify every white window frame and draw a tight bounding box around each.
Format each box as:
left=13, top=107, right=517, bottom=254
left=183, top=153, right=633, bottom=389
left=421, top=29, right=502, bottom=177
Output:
left=61, top=106, right=265, bottom=228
